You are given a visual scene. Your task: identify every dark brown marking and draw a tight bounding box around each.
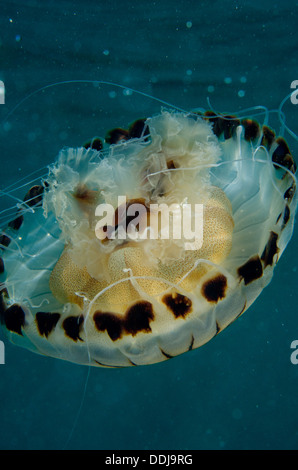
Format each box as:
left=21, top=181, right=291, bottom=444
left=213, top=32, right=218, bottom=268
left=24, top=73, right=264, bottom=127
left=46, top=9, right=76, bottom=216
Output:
left=94, top=359, right=125, bottom=368
left=241, top=119, right=260, bottom=141
left=128, top=118, right=149, bottom=139
left=0, top=257, right=4, bottom=274
left=0, top=287, right=8, bottom=321
left=128, top=359, right=137, bottom=366
left=203, top=111, right=216, bottom=118
left=235, top=301, right=247, bottom=319
left=162, top=292, right=192, bottom=318
left=23, top=185, right=44, bottom=207
left=284, top=184, right=296, bottom=202
left=105, top=128, right=129, bottom=144
left=167, top=160, right=177, bottom=170
left=261, top=126, right=275, bottom=149
left=272, top=137, right=296, bottom=173
left=83, top=137, right=103, bottom=151
left=215, top=321, right=221, bottom=334
left=201, top=274, right=227, bottom=303
left=203, top=112, right=223, bottom=137
left=63, top=315, right=84, bottom=342
left=219, top=116, right=239, bottom=139
left=36, top=312, right=61, bottom=338
left=94, top=301, right=155, bottom=341
left=94, top=312, right=124, bottom=341
left=210, top=115, right=223, bottom=137
left=222, top=116, right=241, bottom=139
left=124, top=301, right=154, bottom=336
left=281, top=205, right=290, bottom=229
left=73, top=184, right=98, bottom=205
left=92, top=138, right=103, bottom=151
left=261, top=231, right=279, bottom=268
left=204, top=111, right=239, bottom=139
left=8, top=215, right=24, bottom=231
left=0, top=234, right=11, bottom=248
left=274, top=137, right=290, bottom=155
left=0, top=288, right=9, bottom=336
left=238, top=255, right=263, bottom=285
left=203, top=111, right=217, bottom=120
left=188, top=335, right=194, bottom=350
left=160, top=348, right=174, bottom=359
left=2, top=304, right=25, bottom=335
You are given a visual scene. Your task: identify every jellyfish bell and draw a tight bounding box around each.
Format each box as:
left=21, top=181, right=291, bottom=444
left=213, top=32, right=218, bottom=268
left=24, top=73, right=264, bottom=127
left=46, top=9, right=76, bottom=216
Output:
left=0, top=81, right=297, bottom=368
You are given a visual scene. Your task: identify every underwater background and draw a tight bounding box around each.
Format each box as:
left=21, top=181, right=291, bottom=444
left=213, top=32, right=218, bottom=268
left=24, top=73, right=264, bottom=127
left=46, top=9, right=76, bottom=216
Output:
left=0, top=0, right=298, bottom=450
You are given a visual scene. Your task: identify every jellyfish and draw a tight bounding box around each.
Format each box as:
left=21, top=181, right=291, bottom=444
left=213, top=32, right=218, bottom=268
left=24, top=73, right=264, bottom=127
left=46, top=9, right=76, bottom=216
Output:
left=0, top=82, right=296, bottom=367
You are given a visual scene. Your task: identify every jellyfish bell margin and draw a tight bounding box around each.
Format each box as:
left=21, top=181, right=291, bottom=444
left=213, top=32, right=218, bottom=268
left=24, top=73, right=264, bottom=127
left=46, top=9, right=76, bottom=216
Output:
left=0, top=83, right=297, bottom=367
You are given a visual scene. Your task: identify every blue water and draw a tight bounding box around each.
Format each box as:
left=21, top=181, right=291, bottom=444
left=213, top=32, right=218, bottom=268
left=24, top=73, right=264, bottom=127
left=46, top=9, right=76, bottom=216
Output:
left=0, top=0, right=298, bottom=450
